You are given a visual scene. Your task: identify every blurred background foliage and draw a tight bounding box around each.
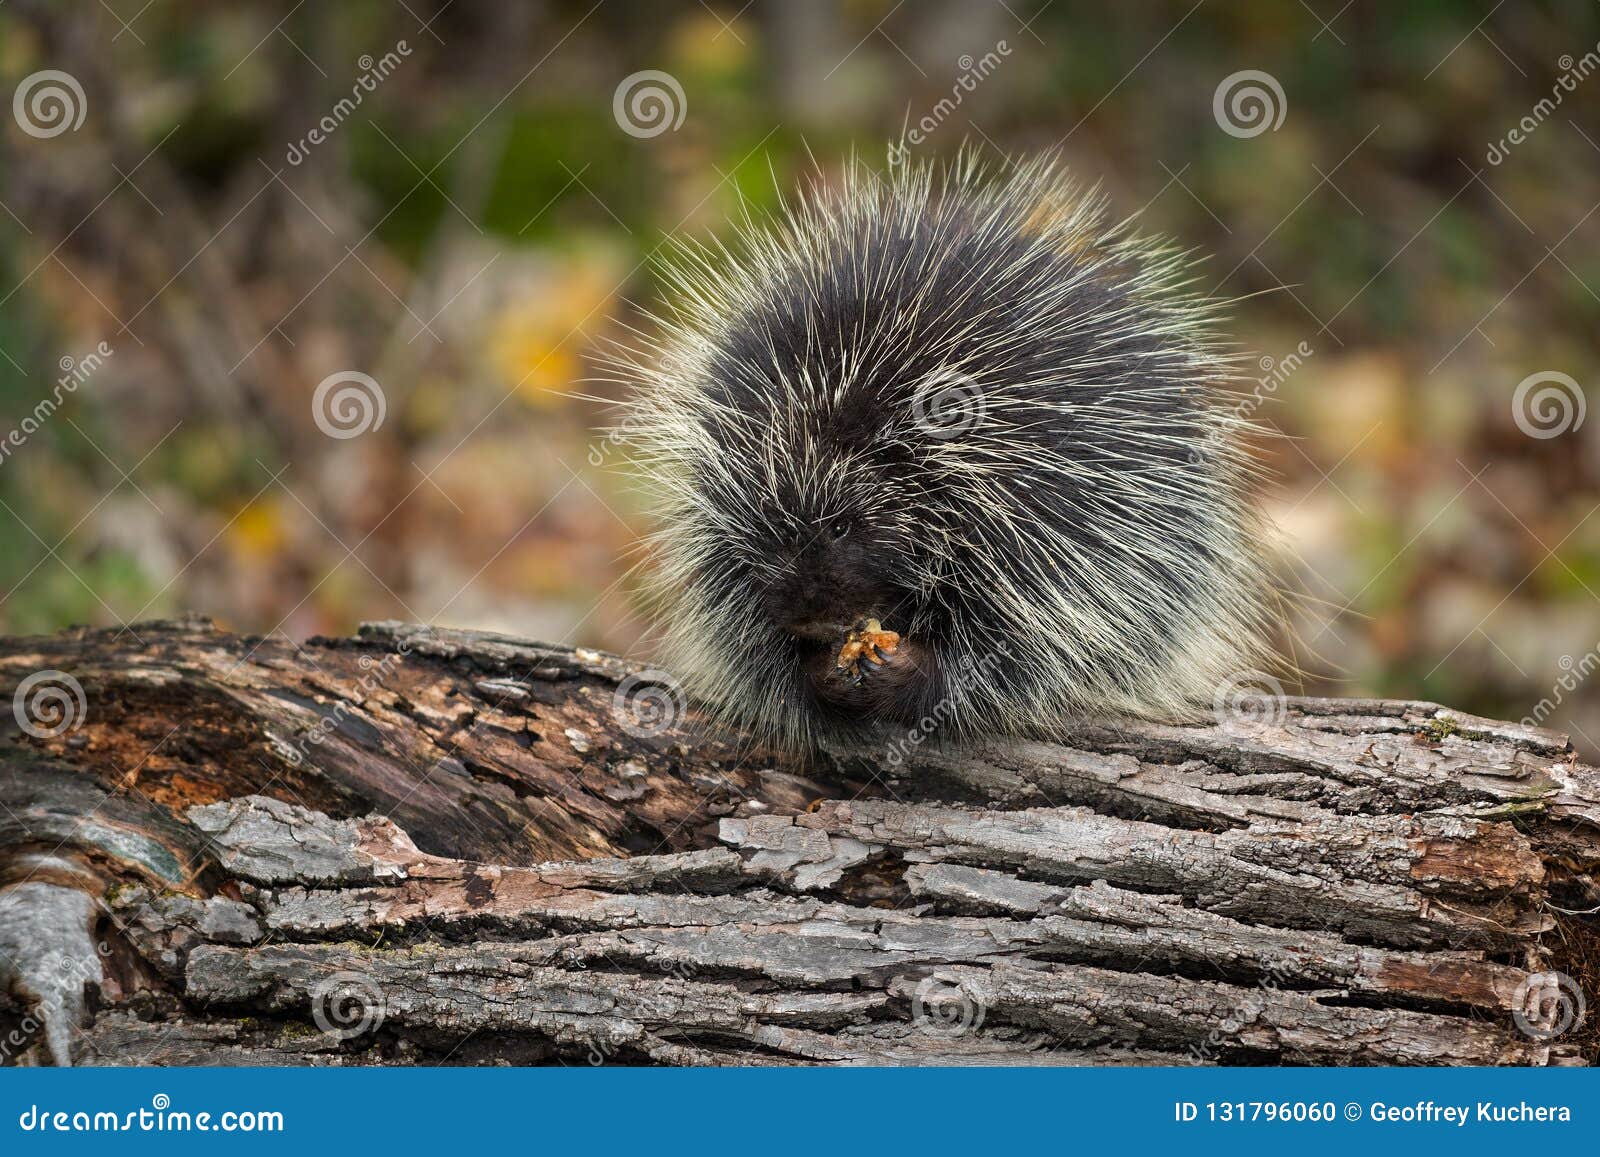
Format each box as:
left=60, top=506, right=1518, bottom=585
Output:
left=1, top=0, right=1597, bottom=749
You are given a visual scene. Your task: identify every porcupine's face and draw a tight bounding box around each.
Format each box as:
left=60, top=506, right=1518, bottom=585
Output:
left=625, top=152, right=1277, bottom=750
left=684, top=378, right=944, bottom=738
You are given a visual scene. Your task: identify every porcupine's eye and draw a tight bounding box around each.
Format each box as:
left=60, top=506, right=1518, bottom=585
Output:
left=827, top=518, right=851, bottom=541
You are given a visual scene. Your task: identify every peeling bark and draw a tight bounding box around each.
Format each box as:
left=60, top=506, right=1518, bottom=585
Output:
left=1, top=616, right=1596, bottom=1066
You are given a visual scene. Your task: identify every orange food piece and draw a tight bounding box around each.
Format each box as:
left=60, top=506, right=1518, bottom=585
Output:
left=836, top=618, right=901, bottom=668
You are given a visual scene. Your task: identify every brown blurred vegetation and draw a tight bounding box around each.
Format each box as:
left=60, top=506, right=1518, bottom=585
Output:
left=1, top=1, right=1597, bottom=749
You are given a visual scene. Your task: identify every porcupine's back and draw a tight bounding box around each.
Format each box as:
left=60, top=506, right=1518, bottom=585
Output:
left=615, top=150, right=1281, bottom=750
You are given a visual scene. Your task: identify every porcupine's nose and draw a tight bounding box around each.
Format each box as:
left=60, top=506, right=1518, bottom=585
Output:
left=782, top=616, right=849, bottom=643
left=765, top=583, right=840, bottom=638
left=764, top=584, right=856, bottom=645
left=765, top=541, right=885, bottom=642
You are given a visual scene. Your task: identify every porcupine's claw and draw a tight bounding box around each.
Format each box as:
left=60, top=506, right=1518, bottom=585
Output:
left=835, top=618, right=901, bottom=686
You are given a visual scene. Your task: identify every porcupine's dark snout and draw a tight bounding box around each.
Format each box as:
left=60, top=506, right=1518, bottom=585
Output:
left=760, top=555, right=933, bottom=722
left=763, top=535, right=886, bottom=640
left=765, top=588, right=854, bottom=642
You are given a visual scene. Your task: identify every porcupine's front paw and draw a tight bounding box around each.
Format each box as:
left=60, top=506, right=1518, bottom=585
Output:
left=806, top=617, right=925, bottom=719
left=834, top=617, right=900, bottom=687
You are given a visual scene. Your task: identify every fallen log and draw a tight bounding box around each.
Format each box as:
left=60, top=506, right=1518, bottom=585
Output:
left=0, top=616, right=1596, bottom=1066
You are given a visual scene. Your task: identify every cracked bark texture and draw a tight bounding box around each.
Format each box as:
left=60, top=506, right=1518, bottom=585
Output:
left=1, top=616, right=1597, bottom=1066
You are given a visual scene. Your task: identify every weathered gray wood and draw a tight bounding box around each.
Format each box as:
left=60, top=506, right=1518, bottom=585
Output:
left=723, top=803, right=1548, bottom=949
left=1, top=617, right=1596, bottom=1066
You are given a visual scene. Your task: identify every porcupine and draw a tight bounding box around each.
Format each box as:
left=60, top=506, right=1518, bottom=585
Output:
left=612, top=150, right=1280, bottom=752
